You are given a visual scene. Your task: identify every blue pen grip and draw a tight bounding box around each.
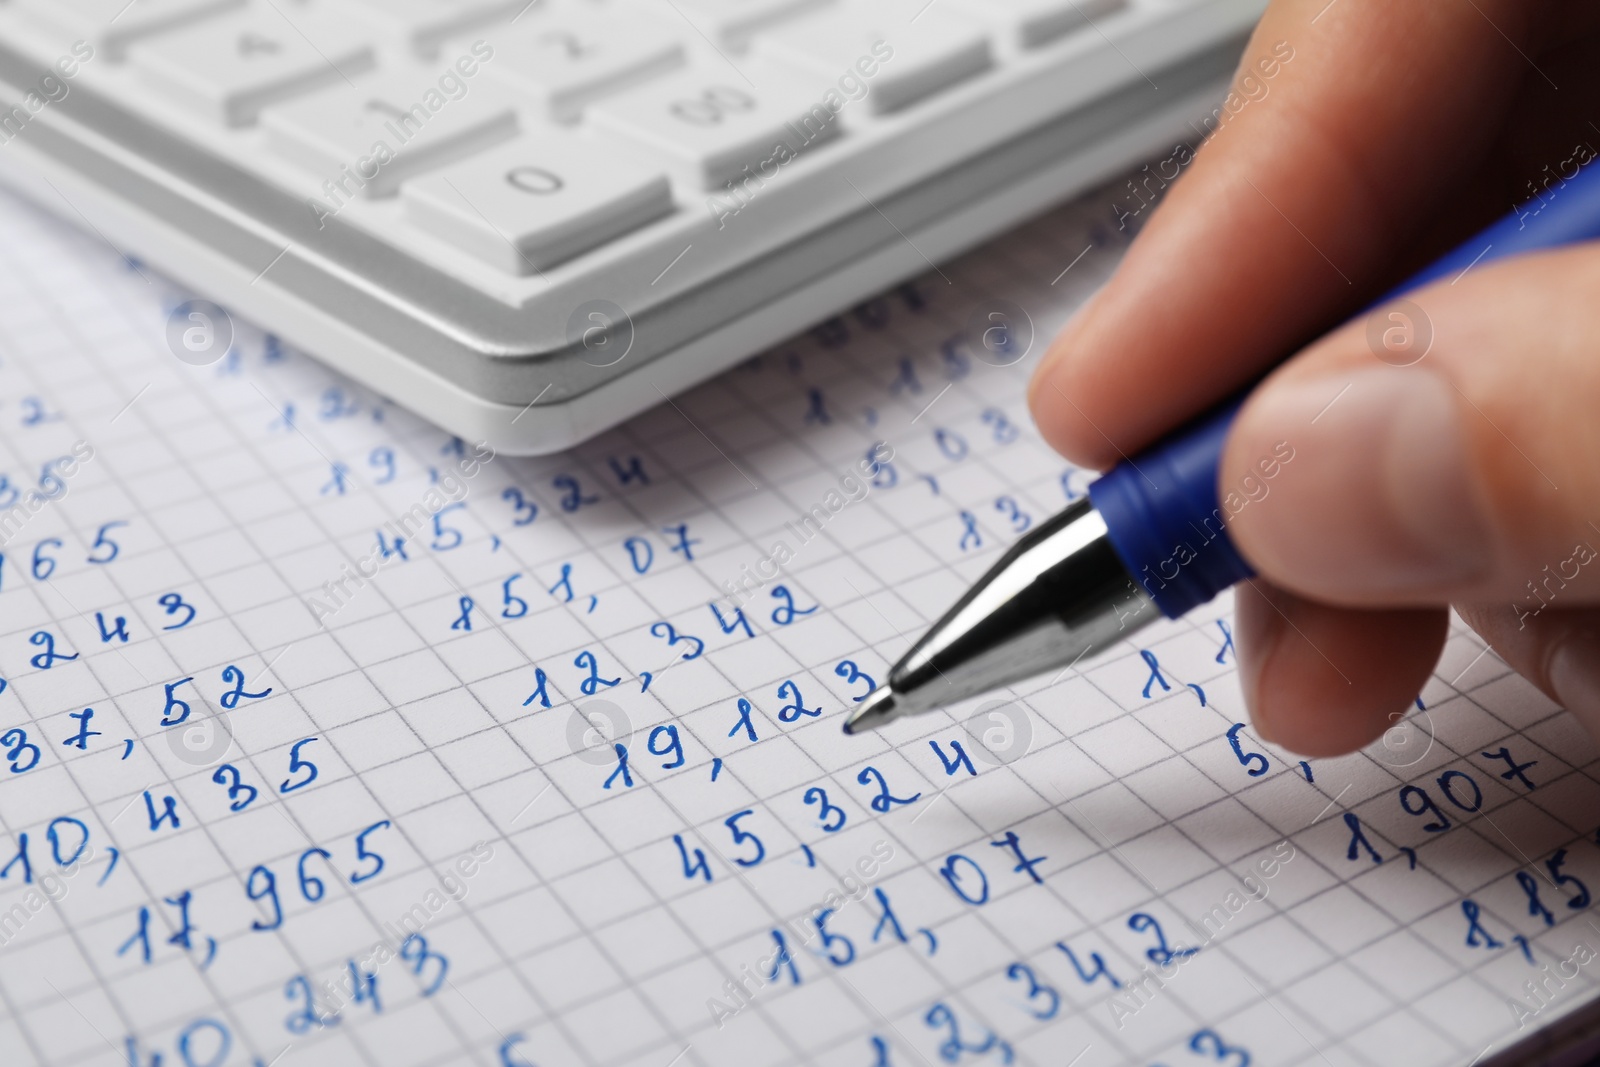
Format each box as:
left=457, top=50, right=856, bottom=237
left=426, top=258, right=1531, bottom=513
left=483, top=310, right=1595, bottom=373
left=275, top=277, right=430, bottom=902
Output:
left=1087, top=160, right=1600, bottom=619
left=1089, top=403, right=1255, bottom=617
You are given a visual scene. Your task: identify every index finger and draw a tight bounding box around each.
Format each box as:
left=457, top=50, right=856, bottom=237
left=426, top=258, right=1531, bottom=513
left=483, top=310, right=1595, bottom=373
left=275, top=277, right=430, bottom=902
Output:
left=1026, top=0, right=1547, bottom=469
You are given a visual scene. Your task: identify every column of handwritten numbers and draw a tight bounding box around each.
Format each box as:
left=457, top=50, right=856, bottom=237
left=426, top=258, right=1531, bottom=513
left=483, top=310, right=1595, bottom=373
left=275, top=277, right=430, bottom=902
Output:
left=688, top=324, right=1103, bottom=1066
left=283, top=397, right=736, bottom=1066
left=167, top=375, right=592, bottom=1067
left=704, top=311, right=1020, bottom=1066
left=0, top=301, right=435, bottom=1065
left=48, top=304, right=502, bottom=1066
left=499, top=363, right=1004, bottom=1067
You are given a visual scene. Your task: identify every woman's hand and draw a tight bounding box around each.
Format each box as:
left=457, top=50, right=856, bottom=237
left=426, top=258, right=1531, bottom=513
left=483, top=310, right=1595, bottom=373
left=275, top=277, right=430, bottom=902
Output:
left=1028, top=0, right=1600, bottom=755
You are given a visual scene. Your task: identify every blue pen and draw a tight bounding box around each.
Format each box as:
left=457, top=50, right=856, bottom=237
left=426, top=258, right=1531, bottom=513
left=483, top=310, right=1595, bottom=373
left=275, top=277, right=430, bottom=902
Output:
left=843, top=162, right=1600, bottom=735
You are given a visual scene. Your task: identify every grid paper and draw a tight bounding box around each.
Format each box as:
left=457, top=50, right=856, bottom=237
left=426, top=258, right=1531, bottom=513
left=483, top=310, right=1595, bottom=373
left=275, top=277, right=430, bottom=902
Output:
left=0, top=175, right=1594, bottom=1067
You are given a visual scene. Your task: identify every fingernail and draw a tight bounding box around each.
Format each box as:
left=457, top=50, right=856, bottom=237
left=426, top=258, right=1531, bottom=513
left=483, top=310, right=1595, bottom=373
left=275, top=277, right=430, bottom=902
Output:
left=1550, top=631, right=1600, bottom=734
left=1231, top=367, right=1493, bottom=597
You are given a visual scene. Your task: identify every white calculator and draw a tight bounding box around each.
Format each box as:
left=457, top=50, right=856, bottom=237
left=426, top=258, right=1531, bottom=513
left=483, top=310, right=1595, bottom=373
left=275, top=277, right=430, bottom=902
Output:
left=0, top=0, right=1264, bottom=454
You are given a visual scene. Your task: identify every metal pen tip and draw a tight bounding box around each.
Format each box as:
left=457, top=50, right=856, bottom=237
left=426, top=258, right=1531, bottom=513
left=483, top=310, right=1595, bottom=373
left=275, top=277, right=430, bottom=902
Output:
left=843, top=686, right=898, bottom=735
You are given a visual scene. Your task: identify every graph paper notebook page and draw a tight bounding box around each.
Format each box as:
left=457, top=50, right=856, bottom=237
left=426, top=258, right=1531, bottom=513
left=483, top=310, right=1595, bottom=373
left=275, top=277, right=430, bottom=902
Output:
left=0, top=176, right=1597, bottom=1067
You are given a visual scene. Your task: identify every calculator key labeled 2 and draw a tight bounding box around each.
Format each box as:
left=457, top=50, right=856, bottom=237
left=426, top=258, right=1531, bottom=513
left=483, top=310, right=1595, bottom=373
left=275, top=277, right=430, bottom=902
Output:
left=483, top=11, right=685, bottom=122
left=588, top=70, right=840, bottom=190
left=128, top=11, right=375, bottom=127
left=263, top=72, right=519, bottom=199
left=402, top=135, right=674, bottom=274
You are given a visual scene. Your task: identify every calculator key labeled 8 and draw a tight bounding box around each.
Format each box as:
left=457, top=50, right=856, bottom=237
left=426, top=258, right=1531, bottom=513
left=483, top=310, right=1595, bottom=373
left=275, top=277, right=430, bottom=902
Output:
left=403, top=132, right=674, bottom=274
left=588, top=68, right=841, bottom=189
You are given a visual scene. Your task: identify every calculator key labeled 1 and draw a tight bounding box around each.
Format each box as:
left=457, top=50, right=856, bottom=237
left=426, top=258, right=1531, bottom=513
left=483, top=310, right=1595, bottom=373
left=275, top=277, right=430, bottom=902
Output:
left=945, top=0, right=1128, bottom=50
left=263, top=73, right=520, bottom=198
left=344, top=0, right=528, bottom=59
left=17, top=0, right=245, bottom=62
left=403, top=134, right=674, bottom=274
left=756, top=8, right=991, bottom=115
left=128, top=11, right=375, bottom=127
left=482, top=12, right=685, bottom=122
left=587, top=70, right=840, bottom=190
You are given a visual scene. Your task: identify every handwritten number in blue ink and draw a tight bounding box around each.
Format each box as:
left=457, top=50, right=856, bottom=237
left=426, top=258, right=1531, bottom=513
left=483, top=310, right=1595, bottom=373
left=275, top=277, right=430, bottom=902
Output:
left=710, top=601, right=754, bottom=638
left=20, top=396, right=60, bottom=426
left=1548, top=849, right=1591, bottom=909
left=247, top=866, right=282, bottom=931
left=369, top=446, right=397, bottom=485
left=1398, top=785, right=1451, bottom=833
left=724, top=810, right=766, bottom=867
left=501, top=575, right=528, bottom=619
left=32, top=539, right=60, bottom=580
left=674, top=834, right=712, bottom=882
left=924, top=1003, right=1012, bottom=1065
left=1437, top=769, right=1483, bottom=812
left=212, top=765, right=258, bottom=812
left=648, top=725, right=685, bottom=770
left=220, top=665, right=271, bottom=709
left=29, top=630, right=77, bottom=670
left=284, top=975, right=332, bottom=1034
left=650, top=621, right=704, bottom=661
left=280, top=738, right=320, bottom=794
left=574, top=650, right=620, bottom=695
left=1005, top=962, right=1060, bottom=1020
left=159, top=593, right=197, bottom=629
left=803, top=786, right=846, bottom=832
left=835, top=660, right=876, bottom=702
left=431, top=503, right=465, bottom=551
left=350, top=821, right=389, bottom=883
left=1189, top=1029, right=1251, bottom=1067
left=502, top=487, right=538, bottom=526
left=857, top=766, right=920, bottom=812
left=298, top=848, right=332, bottom=901
left=934, top=428, right=968, bottom=462
left=86, top=521, right=129, bottom=564
left=981, top=408, right=1020, bottom=445
left=552, top=474, right=597, bottom=512
left=1226, top=724, right=1269, bottom=777
left=777, top=679, right=820, bottom=722
left=399, top=934, right=448, bottom=996
left=0, top=729, right=39, bottom=773
left=1128, top=912, right=1197, bottom=966
left=770, top=585, right=817, bottom=626
left=994, top=497, right=1031, bottom=533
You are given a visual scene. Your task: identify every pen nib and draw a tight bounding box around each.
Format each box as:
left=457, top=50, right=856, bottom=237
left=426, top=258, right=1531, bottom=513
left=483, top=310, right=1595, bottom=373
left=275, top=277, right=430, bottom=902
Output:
left=843, top=687, right=898, bottom=735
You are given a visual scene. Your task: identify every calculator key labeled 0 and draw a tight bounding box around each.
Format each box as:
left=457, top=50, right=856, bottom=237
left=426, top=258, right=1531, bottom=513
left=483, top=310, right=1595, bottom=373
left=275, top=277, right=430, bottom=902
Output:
left=403, top=134, right=675, bottom=274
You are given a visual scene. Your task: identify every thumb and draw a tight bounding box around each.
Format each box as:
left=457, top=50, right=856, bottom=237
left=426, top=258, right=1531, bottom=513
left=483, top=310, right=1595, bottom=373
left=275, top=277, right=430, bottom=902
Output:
left=1220, top=244, right=1600, bottom=610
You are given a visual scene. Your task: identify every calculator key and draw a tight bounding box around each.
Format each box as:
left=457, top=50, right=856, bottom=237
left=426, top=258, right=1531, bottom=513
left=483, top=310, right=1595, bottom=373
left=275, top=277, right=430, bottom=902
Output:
left=945, top=0, right=1127, bottom=49
left=344, top=0, right=527, bottom=59
left=128, top=12, right=375, bottom=127
left=262, top=74, right=520, bottom=198
left=402, top=134, right=674, bottom=274
left=16, top=0, right=245, bottom=62
left=756, top=8, right=991, bottom=115
left=587, top=70, right=840, bottom=190
left=668, top=0, right=835, bottom=49
left=481, top=12, right=686, bottom=122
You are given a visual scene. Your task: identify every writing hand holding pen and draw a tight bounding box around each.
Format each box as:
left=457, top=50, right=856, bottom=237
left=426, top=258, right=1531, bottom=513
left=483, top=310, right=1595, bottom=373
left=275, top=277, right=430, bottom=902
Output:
left=1029, top=0, right=1600, bottom=754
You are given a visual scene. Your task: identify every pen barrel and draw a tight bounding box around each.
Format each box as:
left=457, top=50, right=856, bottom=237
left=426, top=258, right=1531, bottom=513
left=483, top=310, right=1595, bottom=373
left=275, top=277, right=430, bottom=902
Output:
left=1088, top=402, right=1254, bottom=619
left=1088, top=160, right=1600, bottom=620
